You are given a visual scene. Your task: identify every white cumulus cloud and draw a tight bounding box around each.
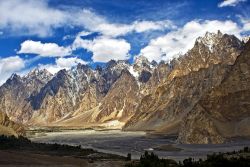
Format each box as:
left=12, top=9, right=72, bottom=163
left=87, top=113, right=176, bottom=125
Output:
left=18, top=40, right=71, bottom=57
left=0, top=56, right=25, bottom=85
left=38, top=57, right=87, bottom=74
left=218, top=0, right=246, bottom=7
left=139, top=20, right=242, bottom=62
left=56, top=57, right=86, bottom=68
left=73, top=34, right=131, bottom=62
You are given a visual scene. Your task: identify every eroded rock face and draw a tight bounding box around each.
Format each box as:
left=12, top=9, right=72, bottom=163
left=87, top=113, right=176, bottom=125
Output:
left=0, top=69, right=53, bottom=123
left=177, top=104, right=225, bottom=144
left=95, top=69, right=140, bottom=123
left=27, top=58, right=157, bottom=125
left=143, top=62, right=171, bottom=95
left=124, top=64, right=231, bottom=132
left=168, top=31, right=242, bottom=79
left=124, top=31, right=243, bottom=136
left=178, top=40, right=250, bottom=143
left=29, top=65, right=99, bottom=124
left=0, top=111, right=25, bottom=136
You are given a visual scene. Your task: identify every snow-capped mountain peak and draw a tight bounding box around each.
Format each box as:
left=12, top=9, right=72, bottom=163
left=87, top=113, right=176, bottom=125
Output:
left=134, top=55, right=150, bottom=66
left=196, top=30, right=223, bottom=52
left=242, top=36, right=250, bottom=43
left=25, top=68, right=52, bottom=80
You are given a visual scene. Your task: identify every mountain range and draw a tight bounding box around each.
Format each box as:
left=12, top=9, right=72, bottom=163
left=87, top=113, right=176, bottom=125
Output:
left=0, top=31, right=249, bottom=144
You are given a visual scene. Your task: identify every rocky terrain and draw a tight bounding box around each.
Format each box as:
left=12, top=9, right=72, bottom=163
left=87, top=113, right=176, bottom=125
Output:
left=124, top=31, right=243, bottom=132
left=178, top=38, right=250, bottom=144
left=0, top=69, right=52, bottom=123
left=0, top=31, right=249, bottom=144
left=0, top=112, right=25, bottom=136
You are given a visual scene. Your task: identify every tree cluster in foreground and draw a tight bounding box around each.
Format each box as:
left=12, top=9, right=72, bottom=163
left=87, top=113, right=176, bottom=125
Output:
left=126, top=147, right=250, bottom=167
left=0, top=135, right=87, bottom=152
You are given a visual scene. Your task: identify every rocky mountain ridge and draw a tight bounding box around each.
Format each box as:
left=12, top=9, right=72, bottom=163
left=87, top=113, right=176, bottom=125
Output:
left=0, top=31, right=249, bottom=143
left=124, top=31, right=243, bottom=132
left=178, top=39, right=250, bottom=143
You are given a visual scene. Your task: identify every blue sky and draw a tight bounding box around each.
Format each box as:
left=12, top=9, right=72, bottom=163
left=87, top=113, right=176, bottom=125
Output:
left=0, top=0, right=249, bottom=84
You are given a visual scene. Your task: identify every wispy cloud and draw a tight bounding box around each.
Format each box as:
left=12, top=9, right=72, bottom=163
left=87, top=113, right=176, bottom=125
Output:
left=238, top=16, right=250, bottom=32
left=218, top=0, right=247, bottom=7
left=0, top=0, right=175, bottom=37
left=78, top=12, right=175, bottom=37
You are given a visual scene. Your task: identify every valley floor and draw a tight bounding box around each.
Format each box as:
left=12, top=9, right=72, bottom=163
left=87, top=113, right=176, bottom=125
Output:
left=0, top=150, right=126, bottom=167
left=0, top=135, right=127, bottom=167
left=29, top=129, right=250, bottom=161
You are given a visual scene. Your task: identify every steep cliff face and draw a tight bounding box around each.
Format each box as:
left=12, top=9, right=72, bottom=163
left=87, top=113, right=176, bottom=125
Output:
left=27, top=61, right=136, bottom=125
left=27, top=57, right=159, bottom=125
left=92, top=57, right=161, bottom=124
left=177, top=104, right=225, bottom=144
left=169, top=31, right=242, bottom=79
left=0, top=69, right=52, bottom=123
left=0, top=111, right=25, bottom=136
left=124, top=64, right=231, bottom=132
left=143, top=62, right=171, bottom=95
left=96, top=60, right=129, bottom=95
left=124, top=31, right=243, bottom=134
left=131, top=56, right=155, bottom=95
left=95, top=70, right=140, bottom=123
left=29, top=65, right=98, bottom=124
left=178, top=40, right=250, bottom=143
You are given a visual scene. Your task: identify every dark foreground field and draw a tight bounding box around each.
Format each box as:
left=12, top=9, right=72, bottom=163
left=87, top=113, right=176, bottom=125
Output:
left=0, top=135, right=250, bottom=167
left=0, top=150, right=127, bottom=167
left=0, top=135, right=126, bottom=167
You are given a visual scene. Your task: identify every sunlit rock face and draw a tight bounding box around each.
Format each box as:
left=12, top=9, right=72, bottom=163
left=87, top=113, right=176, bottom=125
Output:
left=0, top=69, right=53, bottom=123
left=178, top=40, right=250, bottom=144
left=95, top=69, right=140, bottom=123
left=0, top=111, right=25, bottom=136
left=0, top=55, right=156, bottom=125
left=168, top=31, right=242, bottom=80
left=28, top=66, right=98, bottom=124
left=0, top=32, right=249, bottom=144
left=124, top=31, right=246, bottom=144
left=177, top=104, right=226, bottom=144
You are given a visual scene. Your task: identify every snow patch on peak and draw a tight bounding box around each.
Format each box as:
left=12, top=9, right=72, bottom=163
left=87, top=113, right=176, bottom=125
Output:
left=134, top=55, right=150, bottom=65
left=109, top=60, right=130, bottom=73
left=27, top=68, right=52, bottom=77
left=242, top=36, right=250, bottom=43
left=196, top=31, right=223, bottom=52
left=128, top=66, right=139, bottom=78
left=9, top=73, right=20, bottom=80
left=24, top=68, right=53, bottom=82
